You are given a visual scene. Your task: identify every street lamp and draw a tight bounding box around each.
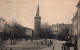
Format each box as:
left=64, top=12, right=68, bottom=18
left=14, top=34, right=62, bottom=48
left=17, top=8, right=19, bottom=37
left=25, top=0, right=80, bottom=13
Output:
left=10, top=29, right=12, bottom=45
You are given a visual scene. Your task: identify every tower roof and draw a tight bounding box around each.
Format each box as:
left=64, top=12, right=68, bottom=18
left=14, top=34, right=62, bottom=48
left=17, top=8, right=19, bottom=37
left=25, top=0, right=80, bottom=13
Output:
left=36, top=4, right=40, bottom=17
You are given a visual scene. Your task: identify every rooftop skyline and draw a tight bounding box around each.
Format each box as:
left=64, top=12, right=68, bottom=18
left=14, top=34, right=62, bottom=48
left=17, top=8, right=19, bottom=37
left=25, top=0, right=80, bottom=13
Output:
left=0, top=0, right=79, bottom=29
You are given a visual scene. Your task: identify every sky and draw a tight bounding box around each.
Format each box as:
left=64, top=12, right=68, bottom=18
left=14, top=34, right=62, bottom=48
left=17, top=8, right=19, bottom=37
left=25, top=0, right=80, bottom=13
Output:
left=0, top=0, right=79, bottom=29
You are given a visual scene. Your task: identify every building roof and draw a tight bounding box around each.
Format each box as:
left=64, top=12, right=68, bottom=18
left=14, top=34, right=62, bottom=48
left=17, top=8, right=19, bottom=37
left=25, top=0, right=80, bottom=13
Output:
left=36, top=4, right=39, bottom=16
left=71, top=11, right=78, bottom=21
left=76, top=1, right=80, bottom=7
left=35, top=4, right=41, bottom=18
left=24, top=27, right=33, bottom=30
left=0, top=18, right=6, bottom=21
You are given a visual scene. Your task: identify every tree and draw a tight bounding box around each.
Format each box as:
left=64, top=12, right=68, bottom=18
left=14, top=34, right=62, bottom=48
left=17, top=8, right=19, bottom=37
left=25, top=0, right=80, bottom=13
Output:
left=12, top=22, right=26, bottom=39
left=60, top=25, right=69, bottom=40
left=39, top=23, right=52, bottom=44
left=2, top=24, right=12, bottom=40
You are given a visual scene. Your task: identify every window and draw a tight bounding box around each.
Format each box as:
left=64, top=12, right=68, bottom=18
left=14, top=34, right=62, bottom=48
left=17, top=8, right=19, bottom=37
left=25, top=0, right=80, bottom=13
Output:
left=79, top=21, right=80, bottom=24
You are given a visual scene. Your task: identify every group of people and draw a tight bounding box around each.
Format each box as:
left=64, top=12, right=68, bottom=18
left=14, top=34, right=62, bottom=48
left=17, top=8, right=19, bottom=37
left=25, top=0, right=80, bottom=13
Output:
left=40, top=40, right=55, bottom=50
left=36, top=40, right=55, bottom=50
left=39, top=40, right=53, bottom=46
left=48, top=40, right=53, bottom=47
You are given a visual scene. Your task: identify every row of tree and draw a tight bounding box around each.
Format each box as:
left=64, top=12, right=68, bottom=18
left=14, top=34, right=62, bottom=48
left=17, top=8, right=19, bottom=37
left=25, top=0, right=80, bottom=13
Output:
left=2, top=22, right=26, bottom=40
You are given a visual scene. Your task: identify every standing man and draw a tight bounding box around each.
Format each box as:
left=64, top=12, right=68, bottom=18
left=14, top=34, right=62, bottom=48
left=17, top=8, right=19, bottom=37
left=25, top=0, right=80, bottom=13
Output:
left=62, top=44, right=64, bottom=50
left=10, top=48, right=12, bottom=50
left=6, top=48, right=7, bottom=50
left=1, top=48, right=2, bottom=50
left=53, top=46, right=54, bottom=50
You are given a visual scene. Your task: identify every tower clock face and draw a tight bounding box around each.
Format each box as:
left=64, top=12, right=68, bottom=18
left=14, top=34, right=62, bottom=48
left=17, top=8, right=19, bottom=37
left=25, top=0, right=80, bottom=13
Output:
left=37, top=19, right=40, bottom=21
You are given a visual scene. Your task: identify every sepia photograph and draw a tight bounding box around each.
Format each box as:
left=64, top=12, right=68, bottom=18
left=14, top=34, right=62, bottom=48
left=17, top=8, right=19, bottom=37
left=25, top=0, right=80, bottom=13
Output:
left=0, top=0, right=80, bottom=50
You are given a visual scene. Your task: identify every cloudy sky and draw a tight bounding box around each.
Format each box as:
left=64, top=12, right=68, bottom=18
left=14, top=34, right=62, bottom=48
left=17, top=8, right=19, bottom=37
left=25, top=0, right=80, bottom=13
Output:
left=0, top=0, right=79, bottom=29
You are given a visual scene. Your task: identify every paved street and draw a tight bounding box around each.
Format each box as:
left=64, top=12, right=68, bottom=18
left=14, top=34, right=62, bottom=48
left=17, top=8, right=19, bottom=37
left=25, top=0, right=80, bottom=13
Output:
left=39, top=39, right=66, bottom=50
left=0, top=39, right=47, bottom=50
left=0, top=39, right=66, bottom=50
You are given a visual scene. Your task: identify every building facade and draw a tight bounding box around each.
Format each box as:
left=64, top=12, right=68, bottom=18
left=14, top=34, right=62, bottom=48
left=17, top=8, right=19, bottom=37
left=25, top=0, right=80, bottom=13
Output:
left=0, top=18, right=6, bottom=32
left=51, top=24, right=58, bottom=35
left=76, top=1, right=80, bottom=50
left=50, top=23, right=70, bottom=40
left=70, top=1, right=80, bottom=50
left=72, top=12, right=78, bottom=36
left=69, top=24, right=73, bottom=36
left=50, top=24, right=58, bottom=38
left=25, top=28, right=33, bottom=37
left=0, top=18, right=6, bottom=42
left=57, top=23, right=70, bottom=40
left=34, top=5, right=41, bottom=39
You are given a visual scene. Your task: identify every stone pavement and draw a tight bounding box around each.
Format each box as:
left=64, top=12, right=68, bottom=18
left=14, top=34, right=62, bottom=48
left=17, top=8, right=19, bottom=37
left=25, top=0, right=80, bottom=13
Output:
left=0, top=39, right=47, bottom=50
left=6, top=39, right=47, bottom=48
left=0, top=39, right=66, bottom=50
left=39, top=39, right=66, bottom=50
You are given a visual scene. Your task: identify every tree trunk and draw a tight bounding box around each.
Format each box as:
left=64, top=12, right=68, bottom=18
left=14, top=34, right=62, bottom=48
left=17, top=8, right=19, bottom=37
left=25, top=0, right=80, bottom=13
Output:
left=45, top=38, right=47, bottom=45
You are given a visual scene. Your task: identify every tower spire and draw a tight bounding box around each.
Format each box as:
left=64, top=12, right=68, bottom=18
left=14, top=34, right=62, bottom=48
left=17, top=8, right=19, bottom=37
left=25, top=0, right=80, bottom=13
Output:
left=36, top=4, right=39, bottom=16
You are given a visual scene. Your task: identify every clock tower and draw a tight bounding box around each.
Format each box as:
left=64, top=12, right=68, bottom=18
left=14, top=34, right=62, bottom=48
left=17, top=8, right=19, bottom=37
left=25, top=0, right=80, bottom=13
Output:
left=34, top=4, right=41, bottom=39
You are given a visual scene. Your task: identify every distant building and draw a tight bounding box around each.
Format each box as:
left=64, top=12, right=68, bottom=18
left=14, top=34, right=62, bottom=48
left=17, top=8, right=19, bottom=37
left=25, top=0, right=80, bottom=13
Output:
left=0, top=18, right=6, bottom=42
left=69, top=24, right=73, bottom=36
left=76, top=1, right=80, bottom=50
left=50, top=24, right=58, bottom=38
left=50, top=23, right=70, bottom=40
left=1, top=23, right=12, bottom=40
left=57, top=23, right=70, bottom=40
left=0, top=18, right=6, bottom=32
left=34, top=4, right=41, bottom=39
left=72, top=12, right=78, bottom=36
left=57, top=23, right=69, bottom=35
left=64, top=1, right=80, bottom=50
left=25, top=28, right=33, bottom=37
left=5, top=23, right=12, bottom=33
left=25, top=28, right=33, bottom=39
left=51, top=24, right=58, bottom=35
left=69, top=1, right=80, bottom=50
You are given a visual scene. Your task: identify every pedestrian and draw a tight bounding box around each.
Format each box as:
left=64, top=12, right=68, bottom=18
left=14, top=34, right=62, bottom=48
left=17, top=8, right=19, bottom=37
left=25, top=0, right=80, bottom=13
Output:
left=51, top=41, right=53, bottom=44
left=53, top=46, right=54, bottom=50
left=62, top=43, right=64, bottom=50
left=10, top=48, right=12, bottom=50
left=41, top=41, right=43, bottom=45
left=6, top=48, right=7, bottom=50
left=64, top=45, right=66, bottom=50
left=49, top=40, right=52, bottom=46
left=37, top=42, right=38, bottom=45
left=48, top=43, right=49, bottom=47
left=1, top=48, right=2, bottom=50
left=62, top=45, right=64, bottom=50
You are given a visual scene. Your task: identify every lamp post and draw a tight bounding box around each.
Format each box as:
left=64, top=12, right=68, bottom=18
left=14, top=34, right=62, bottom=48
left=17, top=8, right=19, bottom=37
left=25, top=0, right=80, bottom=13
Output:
left=12, top=32, right=14, bottom=44
left=0, top=32, right=1, bottom=43
left=10, top=30, right=12, bottom=45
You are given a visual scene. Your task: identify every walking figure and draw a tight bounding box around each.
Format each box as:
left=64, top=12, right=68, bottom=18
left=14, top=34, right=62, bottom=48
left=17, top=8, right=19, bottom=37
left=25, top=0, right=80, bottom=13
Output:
left=37, top=42, right=38, bottom=45
left=62, top=45, right=64, bottom=50
left=41, top=41, right=43, bottom=45
left=1, top=48, right=2, bottom=50
left=53, top=46, right=54, bottom=50
left=49, top=40, right=52, bottom=46
left=48, top=43, right=49, bottom=47
left=6, top=48, right=7, bottom=50
left=64, top=45, right=66, bottom=50
left=10, top=48, right=12, bottom=50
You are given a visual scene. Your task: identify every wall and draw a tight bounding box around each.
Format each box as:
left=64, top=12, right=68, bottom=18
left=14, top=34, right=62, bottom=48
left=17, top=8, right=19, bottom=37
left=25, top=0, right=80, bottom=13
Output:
left=0, top=18, right=5, bottom=32
left=26, top=28, right=32, bottom=37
